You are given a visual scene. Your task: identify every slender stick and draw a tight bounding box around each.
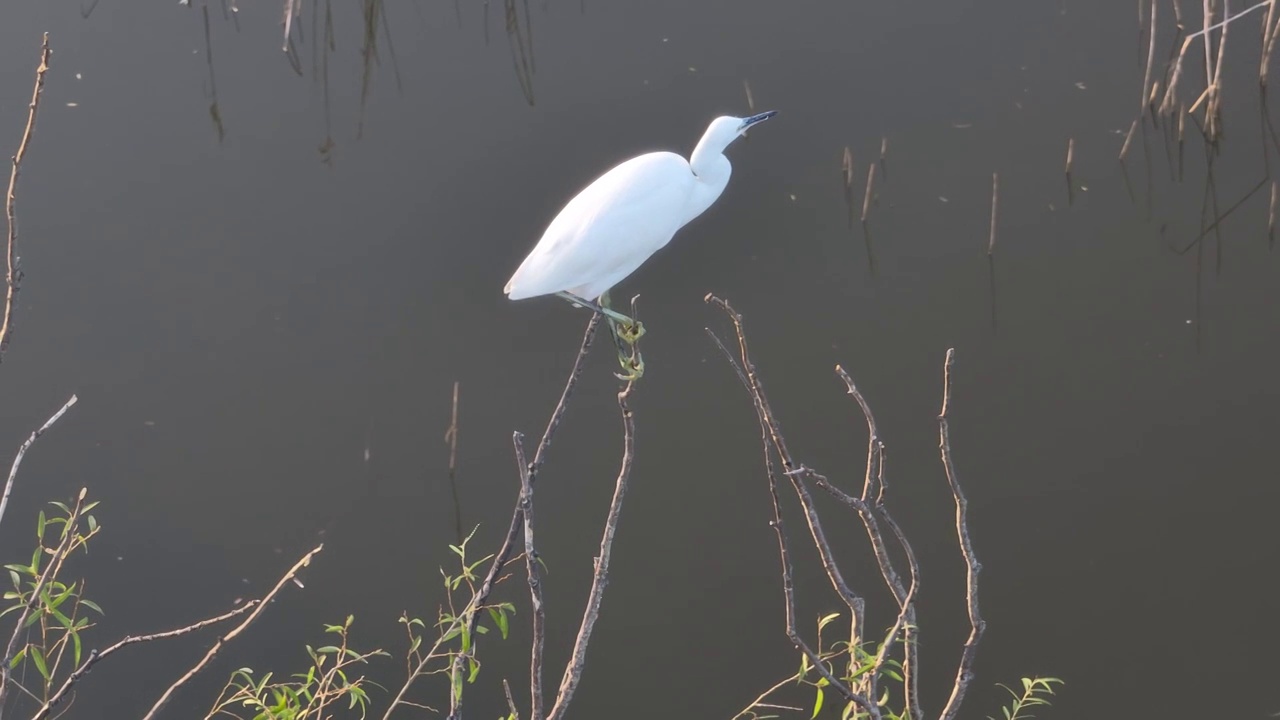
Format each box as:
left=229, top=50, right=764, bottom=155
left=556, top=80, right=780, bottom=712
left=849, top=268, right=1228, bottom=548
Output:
left=2, top=33, right=52, bottom=363
left=860, top=163, right=876, bottom=223
left=544, top=383, right=637, bottom=720
left=0, top=395, right=77, bottom=532
left=987, top=172, right=999, bottom=256
left=33, top=601, right=261, bottom=719
left=513, top=433, right=545, bottom=720
left=1065, top=137, right=1075, bottom=174
left=936, top=350, right=986, bottom=720
left=140, top=545, right=324, bottom=720
left=425, top=316, right=599, bottom=720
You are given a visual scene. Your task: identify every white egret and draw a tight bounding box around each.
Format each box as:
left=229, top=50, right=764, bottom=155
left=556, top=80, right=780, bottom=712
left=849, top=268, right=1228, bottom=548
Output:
left=503, top=110, right=778, bottom=380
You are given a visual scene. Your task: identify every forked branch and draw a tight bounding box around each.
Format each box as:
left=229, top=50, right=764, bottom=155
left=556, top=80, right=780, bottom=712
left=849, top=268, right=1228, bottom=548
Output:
left=706, top=295, right=983, bottom=720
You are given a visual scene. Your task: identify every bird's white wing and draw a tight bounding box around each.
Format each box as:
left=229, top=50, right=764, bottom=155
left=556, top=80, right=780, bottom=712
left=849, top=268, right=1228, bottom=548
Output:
left=505, top=152, right=694, bottom=300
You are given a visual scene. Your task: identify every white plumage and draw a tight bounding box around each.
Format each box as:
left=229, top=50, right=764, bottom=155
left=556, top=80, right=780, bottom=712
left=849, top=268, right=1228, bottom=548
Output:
left=504, top=111, right=776, bottom=303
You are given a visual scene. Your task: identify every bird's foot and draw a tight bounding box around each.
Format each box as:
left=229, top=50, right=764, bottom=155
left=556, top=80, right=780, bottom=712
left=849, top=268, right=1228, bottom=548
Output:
left=616, top=319, right=646, bottom=344
left=614, top=352, right=644, bottom=382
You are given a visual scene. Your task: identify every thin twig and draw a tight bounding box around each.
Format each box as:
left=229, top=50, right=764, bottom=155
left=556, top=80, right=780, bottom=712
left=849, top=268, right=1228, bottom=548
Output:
left=2, top=33, right=52, bottom=364
left=705, top=296, right=879, bottom=719
left=0, top=488, right=85, bottom=711
left=33, top=601, right=260, bottom=719
left=936, top=349, right=986, bottom=720
left=0, top=395, right=77, bottom=532
left=544, top=381, right=637, bottom=720
left=503, top=678, right=521, bottom=720
left=513, top=433, right=545, bottom=720
left=542, top=381, right=637, bottom=717
left=420, top=316, right=598, bottom=720
left=140, top=544, right=324, bottom=720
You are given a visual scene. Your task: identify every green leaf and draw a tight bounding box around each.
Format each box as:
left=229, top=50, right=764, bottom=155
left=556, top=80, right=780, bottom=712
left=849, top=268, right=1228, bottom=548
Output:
left=37, top=511, right=46, bottom=539
left=79, top=599, right=104, bottom=615
left=468, top=656, right=480, bottom=683
left=31, top=646, right=49, bottom=681
left=488, top=607, right=510, bottom=640
left=73, top=631, right=82, bottom=667
left=811, top=686, right=824, bottom=719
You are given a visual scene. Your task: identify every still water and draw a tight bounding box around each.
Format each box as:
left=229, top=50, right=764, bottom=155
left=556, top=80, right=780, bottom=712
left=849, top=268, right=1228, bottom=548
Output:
left=1, top=0, right=1278, bottom=717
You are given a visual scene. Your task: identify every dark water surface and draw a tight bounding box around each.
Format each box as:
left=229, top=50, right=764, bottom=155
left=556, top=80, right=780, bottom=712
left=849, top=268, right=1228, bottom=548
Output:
left=1, top=0, right=1278, bottom=717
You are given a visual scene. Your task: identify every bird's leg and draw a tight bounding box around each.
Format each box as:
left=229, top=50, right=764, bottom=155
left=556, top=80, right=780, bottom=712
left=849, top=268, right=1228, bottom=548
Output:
left=599, top=291, right=646, bottom=344
left=556, top=291, right=645, bottom=344
left=605, top=314, right=645, bottom=381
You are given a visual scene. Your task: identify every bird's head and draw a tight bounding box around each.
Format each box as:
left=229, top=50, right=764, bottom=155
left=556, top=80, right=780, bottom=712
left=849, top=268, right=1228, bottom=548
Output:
left=702, top=111, right=778, bottom=151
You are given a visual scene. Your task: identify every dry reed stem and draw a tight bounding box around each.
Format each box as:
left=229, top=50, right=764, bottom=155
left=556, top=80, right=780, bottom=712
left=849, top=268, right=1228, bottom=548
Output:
left=0, top=395, right=77, bottom=533
left=842, top=147, right=855, bottom=228
left=1269, top=181, right=1278, bottom=244
left=33, top=599, right=262, bottom=719
left=2, top=33, right=51, bottom=364
left=861, top=163, right=876, bottom=223
left=987, top=172, right=999, bottom=255
left=1065, top=137, right=1075, bottom=174
left=445, top=380, right=460, bottom=474
left=140, top=544, right=324, bottom=720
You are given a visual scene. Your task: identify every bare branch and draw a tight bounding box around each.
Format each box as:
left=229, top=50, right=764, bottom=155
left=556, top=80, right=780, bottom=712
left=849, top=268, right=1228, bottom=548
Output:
left=32, top=600, right=260, bottom=719
left=937, top=349, right=986, bottom=720
left=0, top=395, right=77, bottom=532
left=544, top=381, right=637, bottom=720
left=400, top=315, right=599, bottom=720
left=2, top=33, right=51, bottom=364
left=705, top=295, right=879, bottom=719
left=140, top=544, right=323, bottom=720
left=513, top=433, right=545, bottom=720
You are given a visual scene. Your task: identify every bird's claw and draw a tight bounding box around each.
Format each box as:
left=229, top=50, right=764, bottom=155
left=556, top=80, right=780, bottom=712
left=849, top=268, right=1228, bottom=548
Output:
left=614, top=354, right=644, bottom=382
left=616, top=320, right=646, bottom=344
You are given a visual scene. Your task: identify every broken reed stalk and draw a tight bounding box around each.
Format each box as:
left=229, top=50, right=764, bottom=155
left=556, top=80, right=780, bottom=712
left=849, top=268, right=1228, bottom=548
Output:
left=743, top=79, right=756, bottom=113
left=1269, top=181, right=1278, bottom=245
left=139, top=544, right=324, bottom=720
left=445, top=380, right=460, bottom=475
left=861, top=163, right=876, bottom=224
left=2, top=33, right=52, bottom=364
left=1065, top=137, right=1075, bottom=174
left=1207, top=0, right=1232, bottom=138
left=987, top=172, right=999, bottom=256
left=842, top=147, right=855, bottom=228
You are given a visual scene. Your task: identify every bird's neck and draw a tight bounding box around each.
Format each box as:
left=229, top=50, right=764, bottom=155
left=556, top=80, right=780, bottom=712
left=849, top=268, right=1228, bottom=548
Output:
left=685, top=147, right=731, bottom=225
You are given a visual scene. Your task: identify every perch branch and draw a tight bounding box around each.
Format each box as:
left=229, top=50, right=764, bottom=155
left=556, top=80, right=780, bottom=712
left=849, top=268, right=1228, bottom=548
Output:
left=427, top=315, right=599, bottom=720
left=544, top=381, right=637, bottom=720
